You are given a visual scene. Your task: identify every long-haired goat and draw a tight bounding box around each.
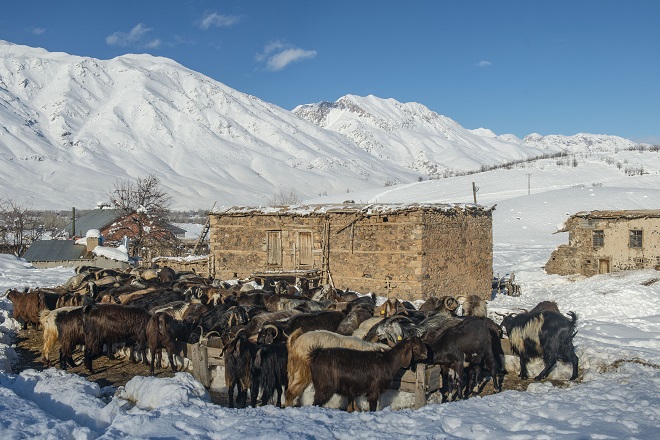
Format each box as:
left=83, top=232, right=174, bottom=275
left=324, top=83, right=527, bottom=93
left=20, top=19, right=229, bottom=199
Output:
left=39, top=306, right=83, bottom=368
left=285, top=328, right=387, bottom=407
left=146, top=312, right=181, bottom=374
left=250, top=343, right=288, bottom=407
left=223, top=329, right=259, bottom=408
left=501, top=310, right=579, bottom=381
left=427, top=316, right=501, bottom=400
left=82, top=303, right=152, bottom=373
left=309, top=336, right=427, bottom=411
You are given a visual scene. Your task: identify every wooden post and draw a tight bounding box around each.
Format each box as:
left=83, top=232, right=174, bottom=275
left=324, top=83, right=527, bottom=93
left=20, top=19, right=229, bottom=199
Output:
left=414, top=365, right=427, bottom=409
left=191, top=342, right=210, bottom=387
left=472, top=182, right=478, bottom=204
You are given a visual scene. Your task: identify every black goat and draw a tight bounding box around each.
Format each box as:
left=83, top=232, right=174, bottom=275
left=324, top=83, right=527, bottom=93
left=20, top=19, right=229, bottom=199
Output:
left=222, top=330, right=258, bottom=408
left=501, top=310, right=579, bottom=381
left=309, top=336, right=427, bottom=412
left=426, top=317, right=501, bottom=400
left=250, top=343, right=288, bottom=407
left=275, top=310, right=345, bottom=337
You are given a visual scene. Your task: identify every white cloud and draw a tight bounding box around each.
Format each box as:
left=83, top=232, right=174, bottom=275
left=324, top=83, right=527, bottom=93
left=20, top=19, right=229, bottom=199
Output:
left=256, top=41, right=317, bottom=71
left=476, top=60, right=493, bottom=68
left=143, top=39, right=162, bottom=49
left=29, top=27, right=46, bottom=35
left=106, top=23, right=154, bottom=48
left=199, top=12, right=241, bottom=30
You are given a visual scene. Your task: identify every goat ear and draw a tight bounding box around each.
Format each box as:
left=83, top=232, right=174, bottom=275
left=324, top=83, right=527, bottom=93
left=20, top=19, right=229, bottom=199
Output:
left=401, top=344, right=413, bottom=369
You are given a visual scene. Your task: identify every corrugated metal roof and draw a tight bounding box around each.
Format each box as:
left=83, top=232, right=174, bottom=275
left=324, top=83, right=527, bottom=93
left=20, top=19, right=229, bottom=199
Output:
left=65, top=209, right=123, bottom=237
left=23, top=240, right=87, bottom=262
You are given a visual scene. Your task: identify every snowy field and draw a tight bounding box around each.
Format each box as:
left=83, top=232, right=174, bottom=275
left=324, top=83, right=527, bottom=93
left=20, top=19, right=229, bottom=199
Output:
left=1, top=157, right=660, bottom=439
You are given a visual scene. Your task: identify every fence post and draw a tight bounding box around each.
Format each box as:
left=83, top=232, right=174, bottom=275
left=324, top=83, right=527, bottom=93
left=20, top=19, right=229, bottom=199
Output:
left=191, top=342, right=210, bottom=387
left=414, top=365, right=427, bottom=409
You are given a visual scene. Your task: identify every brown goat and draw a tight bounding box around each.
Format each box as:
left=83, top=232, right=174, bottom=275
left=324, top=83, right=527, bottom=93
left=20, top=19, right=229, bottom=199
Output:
left=39, top=306, right=84, bottom=369
left=310, top=336, right=427, bottom=411
left=146, top=312, right=179, bottom=374
left=7, top=288, right=49, bottom=329
left=285, top=328, right=387, bottom=407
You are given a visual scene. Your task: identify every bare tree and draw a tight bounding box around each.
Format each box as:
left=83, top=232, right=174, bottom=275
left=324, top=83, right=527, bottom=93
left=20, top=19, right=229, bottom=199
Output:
left=268, top=188, right=302, bottom=205
left=107, top=175, right=177, bottom=258
left=0, top=199, right=47, bottom=256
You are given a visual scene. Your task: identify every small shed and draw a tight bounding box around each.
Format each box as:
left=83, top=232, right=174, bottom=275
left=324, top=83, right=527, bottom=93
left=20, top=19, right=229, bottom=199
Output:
left=545, top=209, right=660, bottom=276
left=209, top=203, right=494, bottom=301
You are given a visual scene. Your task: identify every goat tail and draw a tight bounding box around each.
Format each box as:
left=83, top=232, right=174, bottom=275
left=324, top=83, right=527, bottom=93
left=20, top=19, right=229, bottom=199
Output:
left=38, top=309, right=52, bottom=327
left=287, top=327, right=304, bottom=351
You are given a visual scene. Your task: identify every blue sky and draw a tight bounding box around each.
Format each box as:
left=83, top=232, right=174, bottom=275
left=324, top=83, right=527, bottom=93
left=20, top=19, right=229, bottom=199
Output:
left=2, top=1, right=658, bottom=143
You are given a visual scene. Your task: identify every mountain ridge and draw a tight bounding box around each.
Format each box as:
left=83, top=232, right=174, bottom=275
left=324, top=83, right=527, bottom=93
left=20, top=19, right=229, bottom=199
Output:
left=0, top=41, right=641, bottom=210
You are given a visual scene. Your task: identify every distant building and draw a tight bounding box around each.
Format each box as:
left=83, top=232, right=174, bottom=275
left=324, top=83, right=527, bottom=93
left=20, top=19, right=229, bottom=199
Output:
left=64, top=206, right=183, bottom=261
left=22, top=232, right=134, bottom=270
left=545, top=210, right=660, bottom=277
left=208, top=203, right=494, bottom=301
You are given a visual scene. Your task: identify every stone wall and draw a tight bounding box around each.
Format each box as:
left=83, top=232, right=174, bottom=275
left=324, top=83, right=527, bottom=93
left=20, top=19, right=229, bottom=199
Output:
left=209, top=205, right=493, bottom=301
left=420, top=210, right=493, bottom=299
left=546, top=214, right=660, bottom=276
left=152, top=256, right=211, bottom=278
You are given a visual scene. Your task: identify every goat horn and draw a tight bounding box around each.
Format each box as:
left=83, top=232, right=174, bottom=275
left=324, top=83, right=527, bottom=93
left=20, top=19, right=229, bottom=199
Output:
left=263, top=324, right=279, bottom=338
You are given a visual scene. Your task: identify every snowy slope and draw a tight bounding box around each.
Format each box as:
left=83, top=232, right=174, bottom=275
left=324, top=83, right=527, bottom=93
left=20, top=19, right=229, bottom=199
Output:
left=1, top=41, right=647, bottom=211
left=0, top=41, right=419, bottom=210
left=1, top=166, right=660, bottom=437
left=293, top=95, right=641, bottom=177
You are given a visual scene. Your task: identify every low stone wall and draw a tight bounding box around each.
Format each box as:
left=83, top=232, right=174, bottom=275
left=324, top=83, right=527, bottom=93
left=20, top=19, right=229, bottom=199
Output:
left=152, top=256, right=210, bottom=278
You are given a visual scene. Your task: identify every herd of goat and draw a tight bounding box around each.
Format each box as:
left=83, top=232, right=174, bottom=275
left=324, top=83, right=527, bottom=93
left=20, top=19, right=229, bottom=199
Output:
left=5, top=265, right=580, bottom=411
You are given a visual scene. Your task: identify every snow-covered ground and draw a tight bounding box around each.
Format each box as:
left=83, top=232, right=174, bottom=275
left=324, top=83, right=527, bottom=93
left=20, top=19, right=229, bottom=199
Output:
left=1, top=157, right=660, bottom=438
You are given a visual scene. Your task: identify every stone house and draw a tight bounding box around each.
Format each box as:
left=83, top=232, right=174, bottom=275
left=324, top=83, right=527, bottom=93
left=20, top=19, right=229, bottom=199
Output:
left=545, top=210, right=660, bottom=277
left=209, top=203, right=494, bottom=301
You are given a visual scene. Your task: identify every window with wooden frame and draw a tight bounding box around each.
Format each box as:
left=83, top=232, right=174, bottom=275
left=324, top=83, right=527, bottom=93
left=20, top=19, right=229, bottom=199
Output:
left=592, top=230, right=604, bottom=248
left=298, top=231, right=313, bottom=267
left=266, top=231, right=282, bottom=266
left=629, top=229, right=643, bottom=248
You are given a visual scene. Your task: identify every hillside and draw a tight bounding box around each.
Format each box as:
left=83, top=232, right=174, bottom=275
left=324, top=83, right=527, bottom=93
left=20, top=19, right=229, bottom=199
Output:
left=0, top=41, right=645, bottom=210
left=0, top=41, right=418, bottom=210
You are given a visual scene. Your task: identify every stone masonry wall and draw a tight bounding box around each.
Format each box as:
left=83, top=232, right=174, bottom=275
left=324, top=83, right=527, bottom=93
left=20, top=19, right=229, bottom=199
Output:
left=209, top=207, right=493, bottom=301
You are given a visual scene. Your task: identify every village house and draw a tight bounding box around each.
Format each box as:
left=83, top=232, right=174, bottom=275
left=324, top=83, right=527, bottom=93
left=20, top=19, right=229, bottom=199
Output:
left=545, top=210, right=660, bottom=277
left=65, top=205, right=184, bottom=261
left=208, top=203, right=494, bottom=301
left=22, top=230, right=135, bottom=270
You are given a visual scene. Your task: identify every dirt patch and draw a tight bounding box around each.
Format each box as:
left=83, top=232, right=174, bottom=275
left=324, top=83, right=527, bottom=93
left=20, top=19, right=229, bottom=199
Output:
left=12, top=327, right=228, bottom=404
left=641, top=277, right=660, bottom=286
left=13, top=327, right=176, bottom=389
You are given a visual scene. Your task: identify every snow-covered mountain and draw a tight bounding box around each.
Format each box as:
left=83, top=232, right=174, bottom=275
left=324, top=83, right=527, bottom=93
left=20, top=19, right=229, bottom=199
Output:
left=293, top=95, right=639, bottom=177
left=0, top=41, right=642, bottom=210
left=0, top=41, right=419, bottom=210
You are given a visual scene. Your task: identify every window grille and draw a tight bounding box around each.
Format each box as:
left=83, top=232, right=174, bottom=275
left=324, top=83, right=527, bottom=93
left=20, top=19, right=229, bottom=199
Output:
left=592, top=230, right=604, bottom=247
left=629, top=229, right=643, bottom=248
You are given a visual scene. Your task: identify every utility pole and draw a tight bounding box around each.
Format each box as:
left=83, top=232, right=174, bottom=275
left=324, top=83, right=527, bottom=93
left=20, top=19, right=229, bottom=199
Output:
left=527, top=173, right=532, bottom=195
left=472, top=182, right=479, bottom=204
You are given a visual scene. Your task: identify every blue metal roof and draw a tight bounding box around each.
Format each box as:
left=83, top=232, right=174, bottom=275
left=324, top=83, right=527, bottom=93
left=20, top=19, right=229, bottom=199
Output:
left=23, top=240, right=87, bottom=262
left=64, top=209, right=123, bottom=238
